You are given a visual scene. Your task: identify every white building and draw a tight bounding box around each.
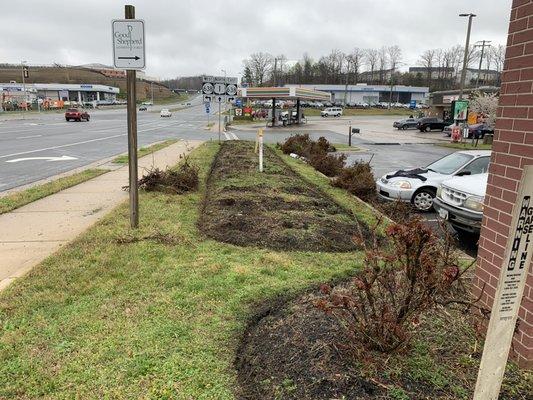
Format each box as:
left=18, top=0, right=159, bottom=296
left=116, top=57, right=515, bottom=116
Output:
left=284, top=83, right=429, bottom=105
left=0, top=83, right=120, bottom=105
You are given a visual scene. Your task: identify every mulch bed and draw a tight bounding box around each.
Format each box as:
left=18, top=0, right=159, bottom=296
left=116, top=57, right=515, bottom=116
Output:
left=235, top=285, right=532, bottom=400
left=198, top=141, right=372, bottom=252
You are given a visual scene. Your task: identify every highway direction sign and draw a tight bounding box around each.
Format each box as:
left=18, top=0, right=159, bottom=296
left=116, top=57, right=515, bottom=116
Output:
left=214, top=83, right=226, bottom=95
left=112, top=19, right=146, bottom=70
left=226, top=84, right=237, bottom=96
left=214, top=95, right=225, bottom=103
left=203, top=95, right=213, bottom=103
left=202, top=82, right=214, bottom=95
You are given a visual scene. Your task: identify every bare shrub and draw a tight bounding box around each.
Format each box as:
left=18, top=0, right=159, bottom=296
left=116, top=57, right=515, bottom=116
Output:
left=138, top=159, right=199, bottom=194
left=332, top=162, right=376, bottom=201
left=280, top=133, right=312, bottom=155
left=309, top=152, right=346, bottom=177
left=316, top=217, right=475, bottom=353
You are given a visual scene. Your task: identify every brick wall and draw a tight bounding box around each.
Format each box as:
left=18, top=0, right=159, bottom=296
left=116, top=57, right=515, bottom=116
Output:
left=474, top=0, right=533, bottom=368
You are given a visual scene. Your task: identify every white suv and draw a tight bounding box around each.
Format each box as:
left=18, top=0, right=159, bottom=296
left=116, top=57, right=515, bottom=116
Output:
left=321, top=107, right=343, bottom=117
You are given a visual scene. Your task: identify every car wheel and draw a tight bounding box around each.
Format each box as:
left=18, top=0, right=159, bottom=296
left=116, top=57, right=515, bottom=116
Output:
left=86, top=116, right=90, bottom=121
left=425, top=126, right=431, bottom=132
left=65, top=118, right=70, bottom=122
left=412, top=188, right=436, bottom=212
left=77, top=118, right=81, bottom=122
left=402, top=125, right=407, bottom=130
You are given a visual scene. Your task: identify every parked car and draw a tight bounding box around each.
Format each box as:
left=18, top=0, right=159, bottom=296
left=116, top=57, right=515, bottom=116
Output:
left=65, top=108, right=90, bottom=122
left=433, top=173, right=487, bottom=235
left=142, top=101, right=153, bottom=106
left=139, top=105, right=148, bottom=111
left=160, top=108, right=172, bottom=117
left=376, top=150, right=491, bottom=211
left=417, top=117, right=450, bottom=132
left=443, top=123, right=494, bottom=139
left=321, top=107, right=343, bottom=117
left=393, top=118, right=419, bottom=130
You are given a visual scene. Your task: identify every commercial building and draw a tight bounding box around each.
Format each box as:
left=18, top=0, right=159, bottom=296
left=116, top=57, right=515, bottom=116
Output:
left=428, top=86, right=500, bottom=119
left=0, top=82, right=120, bottom=106
left=284, top=83, right=429, bottom=105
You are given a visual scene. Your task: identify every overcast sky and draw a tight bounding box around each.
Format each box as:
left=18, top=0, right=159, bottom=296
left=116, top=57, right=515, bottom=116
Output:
left=0, top=0, right=511, bottom=79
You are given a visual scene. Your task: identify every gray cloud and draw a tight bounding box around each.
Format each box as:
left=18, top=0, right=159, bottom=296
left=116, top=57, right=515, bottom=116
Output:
left=0, top=0, right=511, bottom=79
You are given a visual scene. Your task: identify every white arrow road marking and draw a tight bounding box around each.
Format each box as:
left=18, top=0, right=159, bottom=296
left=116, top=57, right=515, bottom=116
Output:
left=6, top=155, right=78, bottom=163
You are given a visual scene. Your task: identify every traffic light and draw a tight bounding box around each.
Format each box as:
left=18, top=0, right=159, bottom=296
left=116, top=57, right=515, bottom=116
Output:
left=23, top=66, right=29, bottom=79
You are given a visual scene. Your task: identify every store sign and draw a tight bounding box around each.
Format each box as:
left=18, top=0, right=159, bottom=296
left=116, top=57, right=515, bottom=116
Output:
left=235, top=108, right=243, bottom=116
left=473, top=165, right=533, bottom=399
left=453, top=100, right=469, bottom=120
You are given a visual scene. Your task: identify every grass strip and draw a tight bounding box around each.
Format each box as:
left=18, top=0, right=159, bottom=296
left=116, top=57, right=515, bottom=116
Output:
left=0, top=142, right=368, bottom=398
left=304, top=108, right=415, bottom=117
left=113, top=139, right=179, bottom=164
left=0, top=169, right=109, bottom=215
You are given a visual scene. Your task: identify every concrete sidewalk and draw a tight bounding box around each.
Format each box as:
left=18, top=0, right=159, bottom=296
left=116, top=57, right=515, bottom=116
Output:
left=0, top=139, right=202, bottom=291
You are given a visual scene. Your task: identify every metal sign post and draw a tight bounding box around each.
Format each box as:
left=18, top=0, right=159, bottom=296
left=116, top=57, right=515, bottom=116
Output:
left=112, top=4, right=145, bottom=228
left=258, top=128, right=264, bottom=172
left=473, top=165, right=533, bottom=399
left=202, top=75, right=238, bottom=143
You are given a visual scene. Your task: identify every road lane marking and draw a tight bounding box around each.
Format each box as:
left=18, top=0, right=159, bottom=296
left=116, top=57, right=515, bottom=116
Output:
left=17, top=135, right=42, bottom=139
left=0, top=134, right=125, bottom=159
left=6, top=155, right=78, bottom=163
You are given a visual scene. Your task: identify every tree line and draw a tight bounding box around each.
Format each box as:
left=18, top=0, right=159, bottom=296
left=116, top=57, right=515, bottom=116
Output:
left=241, top=44, right=505, bottom=91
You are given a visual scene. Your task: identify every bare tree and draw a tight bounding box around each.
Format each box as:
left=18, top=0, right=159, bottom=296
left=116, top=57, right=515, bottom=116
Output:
left=364, top=48, right=379, bottom=84
left=378, top=46, right=388, bottom=84
left=346, top=47, right=364, bottom=84
left=244, top=52, right=273, bottom=86
left=491, top=44, right=506, bottom=73
left=419, top=49, right=436, bottom=88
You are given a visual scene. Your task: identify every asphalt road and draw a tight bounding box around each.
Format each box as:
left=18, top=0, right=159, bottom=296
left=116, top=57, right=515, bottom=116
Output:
left=0, top=96, right=217, bottom=191
left=0, top=108, right=478, bottom=255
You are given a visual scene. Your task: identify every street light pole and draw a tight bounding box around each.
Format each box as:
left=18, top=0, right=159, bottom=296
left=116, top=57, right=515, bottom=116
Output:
left=150, top=81, right=154, bottom=105
left=458, top=13, right=476, bottom=100
left=21, top=61, right=28, bottom=117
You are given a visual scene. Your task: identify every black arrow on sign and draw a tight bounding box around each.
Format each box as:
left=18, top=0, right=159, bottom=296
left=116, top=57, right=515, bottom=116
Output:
left=118, top=56, right=140, bottom=60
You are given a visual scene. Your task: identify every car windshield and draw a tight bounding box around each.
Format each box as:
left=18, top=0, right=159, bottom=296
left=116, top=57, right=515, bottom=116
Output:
left=425, top=152, right=474, bottom=175
left=67, top=108, right=78, bottom=112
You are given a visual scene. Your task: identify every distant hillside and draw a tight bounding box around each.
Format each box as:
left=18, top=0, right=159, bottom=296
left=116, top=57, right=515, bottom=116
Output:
left=0, top=65, right=174, bottom=101
left=161, top=76, right=203, bottom=91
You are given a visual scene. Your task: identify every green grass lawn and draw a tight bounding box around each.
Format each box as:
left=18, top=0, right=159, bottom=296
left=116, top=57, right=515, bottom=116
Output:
left=0, top=169, right=109, bottom=215
left=304, top=108, right=415, bottom=117
left=113, top=140, right=179, bottom=164
left=332, top=143, right=361, bottom=152
left=0, top=142, right=372, bottom=399
left=436, top=142, right=493, bottom=150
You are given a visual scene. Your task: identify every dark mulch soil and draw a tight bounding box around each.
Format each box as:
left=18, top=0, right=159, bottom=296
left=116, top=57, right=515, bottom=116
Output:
left=235, top=285, right=532, bottom=400
left=198, top=141, right=373, bottom=252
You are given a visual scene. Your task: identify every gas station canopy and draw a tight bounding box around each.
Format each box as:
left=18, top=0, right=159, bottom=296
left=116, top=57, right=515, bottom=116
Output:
left=239, top=86, right=331, bottom=101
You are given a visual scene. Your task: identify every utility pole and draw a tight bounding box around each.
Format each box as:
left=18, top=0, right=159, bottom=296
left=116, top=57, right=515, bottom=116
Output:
left=21, top=61, right=28, bottom=117
left=273, top=58, right=278, bottom=86
left=458, top=13, right=476, bottom=100
left=150, top=81, right=154, bottom=104
left=475, top=40, right=492, bottom=87
left=125, top=4, right=139, bottom=228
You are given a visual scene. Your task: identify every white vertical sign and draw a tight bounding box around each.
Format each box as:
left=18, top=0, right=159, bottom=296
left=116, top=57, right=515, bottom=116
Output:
left=473, top=165, right=533, bottom=399
left=112, top=20, right=146, bottom=70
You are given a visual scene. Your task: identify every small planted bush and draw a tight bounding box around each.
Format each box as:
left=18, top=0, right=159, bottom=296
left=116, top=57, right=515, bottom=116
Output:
left=308, top=152, right=346, bottom=177
left=316, top=217, right=472, bottom=353
left=138, top=158, right=199, bottom=194
left=281, top=134, right=345, bottom=176
left=280, top=133, right=313, bottom=156
left=332, top=162, right=376, bottom=201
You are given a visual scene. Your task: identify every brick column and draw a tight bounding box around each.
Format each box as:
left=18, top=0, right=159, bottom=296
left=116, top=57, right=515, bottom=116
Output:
left=474, top=0, right=533, bottom=368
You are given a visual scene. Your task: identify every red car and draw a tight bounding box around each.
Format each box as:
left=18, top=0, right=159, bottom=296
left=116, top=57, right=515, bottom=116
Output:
left=65, top=108, right=90, bottom=122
